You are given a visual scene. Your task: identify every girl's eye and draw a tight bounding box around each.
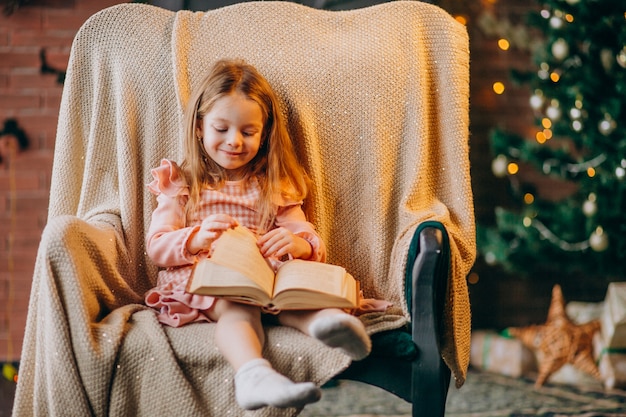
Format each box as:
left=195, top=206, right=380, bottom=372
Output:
left=243, top=131, right=256, bottom=137
left=214, top=126, right=227, bottom=133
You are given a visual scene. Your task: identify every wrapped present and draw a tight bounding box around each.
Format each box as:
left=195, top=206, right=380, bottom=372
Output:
left=470, top=330, right=537, bottom=378
left=601, top=282, right=626, bottom=348
left=594, top=330, right=626, bottom=389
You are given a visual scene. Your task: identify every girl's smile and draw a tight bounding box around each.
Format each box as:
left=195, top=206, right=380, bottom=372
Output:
left=197, top=92, right=264, bottom=180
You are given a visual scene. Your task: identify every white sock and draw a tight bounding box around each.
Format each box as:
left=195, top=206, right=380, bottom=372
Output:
left=234, top=358, right=321, bottom=410
left=308, top=313, right=371, bottom=360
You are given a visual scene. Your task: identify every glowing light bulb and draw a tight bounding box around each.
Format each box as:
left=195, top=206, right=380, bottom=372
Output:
left=493, top=82, right=505, bottom=94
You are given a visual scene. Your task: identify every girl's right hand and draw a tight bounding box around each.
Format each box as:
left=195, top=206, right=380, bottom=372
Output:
left=187, top=214, right=238, bottom=255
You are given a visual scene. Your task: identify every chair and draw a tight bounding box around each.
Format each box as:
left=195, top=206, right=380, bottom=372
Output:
left=12, top=2, right=475, bottom=416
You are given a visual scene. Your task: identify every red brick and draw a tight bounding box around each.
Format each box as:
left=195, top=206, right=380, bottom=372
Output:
left=42, top=87, right=63, bottom=110
left=0, top=91, right=40, bottom=109
left=0, top=170, right=39, bottom=191
left=11, top=28, right=75, bottom=48
left=42, top=48, right=70, bottom=72
left=77, top=0, right=127, bottom=11
left=0, top=50, right=40, bottom=68
left=0, top=30, right=9, bottom=47
left=0, top=8, right=43, bottom=30
left=44, top=9, right=97, bottom=32
left=9, top=71, right=60, bottom=89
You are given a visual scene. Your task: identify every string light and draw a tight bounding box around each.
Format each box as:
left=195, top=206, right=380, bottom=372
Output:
left=493, top=81, right=505, bottom=94
left=536, top=131, right=547, bottom=143
left=531, top=219, right=591, bottom=251
left=498, top=38, right=510, bottom=50
left=524, top=193, right=535, bottom=204
left=507, top=162, right=519, bottom=174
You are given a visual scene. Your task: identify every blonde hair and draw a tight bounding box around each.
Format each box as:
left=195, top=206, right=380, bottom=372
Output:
left=180, top=59, right=309, bottom=231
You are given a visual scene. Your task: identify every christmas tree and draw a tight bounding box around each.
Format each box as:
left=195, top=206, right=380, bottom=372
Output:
left=478, top=0, right=626, bottom=278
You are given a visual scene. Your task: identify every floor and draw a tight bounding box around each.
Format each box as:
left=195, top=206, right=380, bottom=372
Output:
left=4, top=368, right=626, bottom=417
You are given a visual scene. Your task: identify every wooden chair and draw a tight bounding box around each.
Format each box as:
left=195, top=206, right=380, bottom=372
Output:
left=13, top=2, right=475, bottom=416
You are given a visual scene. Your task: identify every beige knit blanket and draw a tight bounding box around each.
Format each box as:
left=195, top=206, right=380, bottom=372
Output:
left=13, top=2, right=475, bottom=416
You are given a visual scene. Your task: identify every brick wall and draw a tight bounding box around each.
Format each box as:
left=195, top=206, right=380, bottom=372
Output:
left=0, top=0, right=127, bottom=361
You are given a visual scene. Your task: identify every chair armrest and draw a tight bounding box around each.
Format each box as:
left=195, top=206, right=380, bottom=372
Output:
left=408, top=223, right=451, bottom=417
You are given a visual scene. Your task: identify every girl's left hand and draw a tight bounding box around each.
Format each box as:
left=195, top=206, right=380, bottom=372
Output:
left=257, top=227, right=312, bottom=260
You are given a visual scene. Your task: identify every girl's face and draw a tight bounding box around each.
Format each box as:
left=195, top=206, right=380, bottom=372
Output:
left=197, top=92, right=264, bottom=180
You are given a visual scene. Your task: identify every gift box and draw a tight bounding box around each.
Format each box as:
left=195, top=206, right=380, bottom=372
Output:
left=470, top=330, right=537, bottom=378
left=601, top=282, right=626, bottom=349
left=596, top=282, right=626, bottom=389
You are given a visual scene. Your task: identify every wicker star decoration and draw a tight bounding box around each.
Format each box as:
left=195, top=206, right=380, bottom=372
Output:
left=507, top=284, right=601, bottom=387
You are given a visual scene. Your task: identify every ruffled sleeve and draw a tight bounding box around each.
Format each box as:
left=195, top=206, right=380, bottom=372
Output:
left=147, top=159, right=189, bottom=197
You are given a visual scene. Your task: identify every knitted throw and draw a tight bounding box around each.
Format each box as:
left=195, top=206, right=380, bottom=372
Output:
left=13, top=2, right=475, bottom=416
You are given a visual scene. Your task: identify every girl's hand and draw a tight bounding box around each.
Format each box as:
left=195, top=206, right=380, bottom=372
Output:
left=187, top=214, right=238, bottom=255
left=257, top=227, right=312, bottom=260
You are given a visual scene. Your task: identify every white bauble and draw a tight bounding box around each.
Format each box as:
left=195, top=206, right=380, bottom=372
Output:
left=530, top=93, right=545, bottom=110
left=546, top=104, right=562, bottom=121
left=582, top=196, right=597, bottom=217
left=598, top=114, right=617, bottom=136
left=491, top=154, right=508, bottom=178
left=589, top=227, right=609, bottom=252
left=551, top=38, right=569, bottom=60
left=550, top=16, right=564, bottom=29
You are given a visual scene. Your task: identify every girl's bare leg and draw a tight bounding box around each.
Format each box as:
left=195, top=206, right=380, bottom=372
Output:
left=278, top=308, right=371, bottom=360
left=209, top=299, right=320, bottom=410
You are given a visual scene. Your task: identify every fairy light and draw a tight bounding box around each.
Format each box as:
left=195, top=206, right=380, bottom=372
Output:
left=498, top=38, right=510, bottom=50
left=524, top=193, right=535, bottom=204
left=507, top=162, right=519, bottom=174
left=565, top=14, right=574, bottom=23
left=536, top=131, right=547, bottom=143
left=550, top=72, right=560, bottom=82
left=455, top=15, right=468, bottom=25
left=543, top=129, right=553, bottom=139
left=587, top=167, right=596, bottom=177
left=541, top=118, right=552, bottom=129
left=493, top=81, right=505, bottom=94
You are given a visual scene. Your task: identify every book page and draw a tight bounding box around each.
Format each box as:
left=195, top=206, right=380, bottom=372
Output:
left=273, top=260, right=346, bottom=296
left=206, top=226, right=275, bottom=296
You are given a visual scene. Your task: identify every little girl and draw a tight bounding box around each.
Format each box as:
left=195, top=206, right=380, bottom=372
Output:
left=145, top=59, right=371, bottom=411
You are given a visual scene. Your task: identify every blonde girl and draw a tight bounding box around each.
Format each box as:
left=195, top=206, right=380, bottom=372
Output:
left=145, top=59, right=371, bottom=410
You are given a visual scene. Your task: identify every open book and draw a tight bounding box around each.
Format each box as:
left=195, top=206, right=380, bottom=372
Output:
left=187, top=226, right=359, bottom=310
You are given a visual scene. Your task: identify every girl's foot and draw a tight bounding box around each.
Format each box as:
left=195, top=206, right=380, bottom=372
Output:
left=234, top=358, right=321, bottom=410
left=309, top=313, right=371, bottom=360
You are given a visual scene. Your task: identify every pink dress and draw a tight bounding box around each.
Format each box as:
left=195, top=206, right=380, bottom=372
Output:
left=144, top=159, right=326, bottom=327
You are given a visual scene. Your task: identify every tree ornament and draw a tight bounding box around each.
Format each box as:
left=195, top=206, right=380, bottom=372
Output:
left=617, top=47, right=626, bottom=69
left=550, top=15, right=564, bottom=29
left=484, top=251, right=497, bottom=266
left=546, top=100, right=562, bottom=121
left=589, top=226, right=609, bottom=252
left=569, top=107, right=582, bottom=119
left=615, top=160, right=626, bottom=181
left=538, top=63, right=550, bottom=80
left=598, top=113, right=616, bottom=136
left=600, top=48, right=614, bottom=72
left=551, top=38, right=569, bottom=60
left=491, top=154, right=509, bottom=178
left=582, top=193, right=597, bottom=217
left=507, top=285, right=601, bottom=387
left=530, top=91, right=545, bottom=110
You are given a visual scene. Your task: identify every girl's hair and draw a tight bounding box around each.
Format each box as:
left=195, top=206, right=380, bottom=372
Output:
left=180, top=59, right=309, bottom=231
